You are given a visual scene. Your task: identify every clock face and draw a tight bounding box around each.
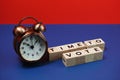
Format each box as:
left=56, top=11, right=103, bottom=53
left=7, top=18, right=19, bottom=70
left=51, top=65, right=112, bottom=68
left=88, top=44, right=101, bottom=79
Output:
left=19, top=35, right=46, bottom=61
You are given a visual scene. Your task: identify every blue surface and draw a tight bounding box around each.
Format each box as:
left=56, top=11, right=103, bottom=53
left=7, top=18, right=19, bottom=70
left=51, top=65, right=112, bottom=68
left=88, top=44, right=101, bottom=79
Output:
left=0, top=24, right=120, bottom=80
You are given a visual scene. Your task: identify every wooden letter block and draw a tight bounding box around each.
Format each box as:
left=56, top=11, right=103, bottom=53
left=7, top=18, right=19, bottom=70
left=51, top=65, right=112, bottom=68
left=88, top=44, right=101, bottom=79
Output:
left=94, top=38, right=105, bottom=50
left=74, top=42, right=87, bottom=50
left=75, top=51, right=86, bottom=65
left=83, top=49, right=94, bottom=63
left=84, top=47, right=103, bottom=63
left=62, top=52, right=77, bottom=67
left=62, top=50, right=85, bottom=67
left=48, top=42, right=86, bottom=61
left=92, top=47, right=103, bottom=61
left=48, top=45, right=66, bottom=61
left=84, top=38, right=105, bottom=50
left=62, top=47, right=103, bottom=67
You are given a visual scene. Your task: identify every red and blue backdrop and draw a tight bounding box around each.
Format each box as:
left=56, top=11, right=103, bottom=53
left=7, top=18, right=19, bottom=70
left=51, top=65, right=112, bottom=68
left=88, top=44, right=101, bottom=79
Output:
left=0, top=0, right=120, bottom=80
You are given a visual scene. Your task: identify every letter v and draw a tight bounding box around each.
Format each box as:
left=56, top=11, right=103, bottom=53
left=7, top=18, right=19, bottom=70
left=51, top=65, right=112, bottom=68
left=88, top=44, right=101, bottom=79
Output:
left=66, top=53, right=71, bottom=57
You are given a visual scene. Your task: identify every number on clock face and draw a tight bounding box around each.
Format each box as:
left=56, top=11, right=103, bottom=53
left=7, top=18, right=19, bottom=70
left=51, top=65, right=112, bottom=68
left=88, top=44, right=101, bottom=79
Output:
left=19, top=35, right=46, bottom=61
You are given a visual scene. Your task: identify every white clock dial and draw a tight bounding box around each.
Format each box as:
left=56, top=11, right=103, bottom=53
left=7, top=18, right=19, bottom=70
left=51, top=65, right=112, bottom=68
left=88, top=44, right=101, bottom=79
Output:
left=19, top=35, right=46, bottom=61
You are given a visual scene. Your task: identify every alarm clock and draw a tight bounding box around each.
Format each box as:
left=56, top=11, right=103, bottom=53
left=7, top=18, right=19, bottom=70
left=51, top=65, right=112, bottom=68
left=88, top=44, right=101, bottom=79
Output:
left=13, top=17, right=49, bottom=65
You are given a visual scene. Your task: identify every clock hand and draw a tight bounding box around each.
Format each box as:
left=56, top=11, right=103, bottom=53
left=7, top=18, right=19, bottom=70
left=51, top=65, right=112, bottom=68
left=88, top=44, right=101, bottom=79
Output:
left=30, top=36, right=34, bottom=45
left=34, top=39, right=39, bottom=45
left=23, top=42, right=30, bottom=46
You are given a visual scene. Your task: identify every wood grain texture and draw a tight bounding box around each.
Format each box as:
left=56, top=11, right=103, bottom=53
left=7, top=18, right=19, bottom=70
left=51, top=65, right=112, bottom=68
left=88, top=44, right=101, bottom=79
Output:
left=62, top=50, right=85, bottom=67
left=62, top=47, right=103, bottom=67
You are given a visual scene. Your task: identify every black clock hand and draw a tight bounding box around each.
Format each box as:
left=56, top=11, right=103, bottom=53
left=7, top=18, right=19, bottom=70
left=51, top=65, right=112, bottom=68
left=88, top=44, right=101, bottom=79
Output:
left=34, top=39, right=39, bottom=45
left=23, top=42, right=30, bottom=46
left=30, top=36, right=34, bottom=45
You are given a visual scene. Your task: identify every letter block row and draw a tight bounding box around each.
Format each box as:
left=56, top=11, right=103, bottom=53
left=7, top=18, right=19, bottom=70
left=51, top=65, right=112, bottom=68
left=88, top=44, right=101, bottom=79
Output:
left=62, top=47, right=103, bottom=67
left=48, top=42, right=86, bottom=61
left=48, top=38, right=105, bottom=61
left=84, top=38, right=105, bottom=50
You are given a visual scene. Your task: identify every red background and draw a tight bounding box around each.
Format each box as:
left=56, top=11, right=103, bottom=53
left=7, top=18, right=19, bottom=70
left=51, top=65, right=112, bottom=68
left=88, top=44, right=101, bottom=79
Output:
left=0, top=0, right=120, bottom=24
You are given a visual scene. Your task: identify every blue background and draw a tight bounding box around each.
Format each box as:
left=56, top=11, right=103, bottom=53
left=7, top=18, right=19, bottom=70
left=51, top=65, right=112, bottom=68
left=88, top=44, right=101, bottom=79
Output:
left=0, top=24, right=120, bottom=80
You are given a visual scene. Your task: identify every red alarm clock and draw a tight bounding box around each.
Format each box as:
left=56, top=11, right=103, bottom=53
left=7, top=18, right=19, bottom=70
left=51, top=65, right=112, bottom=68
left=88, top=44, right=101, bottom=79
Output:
left=13, top=17, right=49, bottom=65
